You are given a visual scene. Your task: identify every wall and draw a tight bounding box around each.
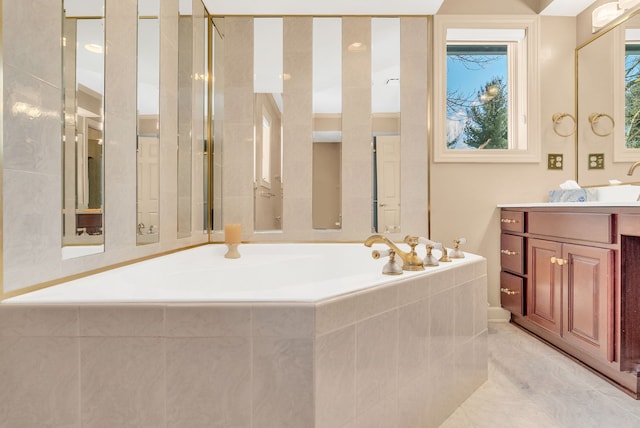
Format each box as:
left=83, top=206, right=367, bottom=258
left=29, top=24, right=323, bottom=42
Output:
left=430, top=3, right=576, bottom=318
left=1, top=0, right=208, bottom=297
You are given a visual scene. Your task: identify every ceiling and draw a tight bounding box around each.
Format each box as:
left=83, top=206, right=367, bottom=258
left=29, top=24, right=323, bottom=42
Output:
left=202, top=0, right=597, bottom=16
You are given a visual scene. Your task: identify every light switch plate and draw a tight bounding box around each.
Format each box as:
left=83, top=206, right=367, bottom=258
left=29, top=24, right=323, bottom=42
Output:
left=548, top=153, right=563, bottom=170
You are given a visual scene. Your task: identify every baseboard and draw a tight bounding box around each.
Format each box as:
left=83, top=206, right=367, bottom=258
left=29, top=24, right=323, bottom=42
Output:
left=488, top=306, right=510, bottom=322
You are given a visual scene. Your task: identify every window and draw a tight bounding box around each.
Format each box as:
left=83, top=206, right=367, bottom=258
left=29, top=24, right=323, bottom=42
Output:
left=433, top=16, right=539, bottom=162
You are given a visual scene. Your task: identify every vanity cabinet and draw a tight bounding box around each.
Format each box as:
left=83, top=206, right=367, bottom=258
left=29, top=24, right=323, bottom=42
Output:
left=499, top=206, right=639, bottom=399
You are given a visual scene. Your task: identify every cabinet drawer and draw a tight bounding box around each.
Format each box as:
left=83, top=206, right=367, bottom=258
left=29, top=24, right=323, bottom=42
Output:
left=528, top=212, right=613, bottom=244
left=500, top=272, right=525, bottom=316
left=500, top=210, right=525, bottom=233
left=501, top=234, right=525, bottom=274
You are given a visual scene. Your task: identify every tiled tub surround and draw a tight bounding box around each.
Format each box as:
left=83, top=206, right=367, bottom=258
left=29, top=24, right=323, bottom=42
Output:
left=0, top=245, right=488, bottom=427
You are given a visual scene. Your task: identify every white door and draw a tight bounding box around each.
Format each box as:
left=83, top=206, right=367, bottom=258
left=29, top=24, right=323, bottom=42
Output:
left=376, top=135, right=401, bottom=233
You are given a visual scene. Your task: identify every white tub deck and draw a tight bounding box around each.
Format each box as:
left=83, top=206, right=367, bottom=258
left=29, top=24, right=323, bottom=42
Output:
left=2, top=243, right=484, bottom=303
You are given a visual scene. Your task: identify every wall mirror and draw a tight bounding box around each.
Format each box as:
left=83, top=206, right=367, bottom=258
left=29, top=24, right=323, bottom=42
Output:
left=178, top=0, right=193, bottom=239
left=62, top=0, right=105, bottom=259
left=371, top=17, right=400, bottom=233
left=254, top=18, right=284, bottom=232
left=211, top=17, right=223, bottom=233
left=312, top=17, right=342, bottom=230
left=577, top=9, right=640, bottom=186
left=136, top=0, right=161, bottom=245
left=201, top=8, right=210, bottom=235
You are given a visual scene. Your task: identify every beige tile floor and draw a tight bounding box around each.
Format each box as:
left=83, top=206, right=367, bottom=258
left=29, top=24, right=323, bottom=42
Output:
left=440, top=321, right=640, bottom=428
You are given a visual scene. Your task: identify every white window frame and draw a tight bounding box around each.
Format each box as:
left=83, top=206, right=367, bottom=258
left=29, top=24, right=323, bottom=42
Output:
left=433, top=15, right=540, bottom=163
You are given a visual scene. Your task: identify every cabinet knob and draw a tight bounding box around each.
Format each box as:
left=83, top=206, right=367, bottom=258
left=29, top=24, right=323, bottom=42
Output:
left=550, top=256, right=568, bottom=266
left=500, top=218, right=519, bottom=224
left=501, top=287, right=520, bottom=296
left=500, top=249, right=519, bottom=256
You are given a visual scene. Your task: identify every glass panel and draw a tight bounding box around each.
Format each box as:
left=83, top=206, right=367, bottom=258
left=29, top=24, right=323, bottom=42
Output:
left=446, top=44, right=508, bottom=149
left=371, top=18, right=400, bottom=234
left=203, top=13, right=210, bottom=233
left=177, top=1, right=193, bottom=239
left=212, top=17, right=224, bottom=232
left=136, top=0, right=160, bottom=244
left=312, top=17, right=342, bottom=230
left=62, top=0, right=105, bottom=259
left=253, top=18, right=283, bottom=231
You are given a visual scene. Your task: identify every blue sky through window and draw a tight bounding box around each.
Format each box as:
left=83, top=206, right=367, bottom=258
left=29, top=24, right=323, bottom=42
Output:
left=446, top=46, right=507, bottom=149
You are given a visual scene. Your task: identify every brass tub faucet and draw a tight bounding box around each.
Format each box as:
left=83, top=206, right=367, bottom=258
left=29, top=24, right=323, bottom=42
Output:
left=364, top=234, right=425, bottom=271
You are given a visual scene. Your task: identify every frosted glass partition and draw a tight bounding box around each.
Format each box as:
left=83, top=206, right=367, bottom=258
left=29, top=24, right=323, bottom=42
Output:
left=62, top=0, right=105, bottom=259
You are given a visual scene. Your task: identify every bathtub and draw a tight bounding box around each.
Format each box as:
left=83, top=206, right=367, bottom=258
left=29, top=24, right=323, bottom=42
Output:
left=3, top=242, right=484, bottom=303
left=0, top=243, right=489, bottom=427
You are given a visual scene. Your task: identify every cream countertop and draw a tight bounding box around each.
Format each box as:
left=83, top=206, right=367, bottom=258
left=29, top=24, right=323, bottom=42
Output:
left=498, top=201, right=640, bottom=208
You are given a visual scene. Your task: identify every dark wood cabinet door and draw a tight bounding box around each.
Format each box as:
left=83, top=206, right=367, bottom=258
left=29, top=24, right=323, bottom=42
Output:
left=527, top=238, right=563, bottom=335
left=562, top=244, right=614, bottom=362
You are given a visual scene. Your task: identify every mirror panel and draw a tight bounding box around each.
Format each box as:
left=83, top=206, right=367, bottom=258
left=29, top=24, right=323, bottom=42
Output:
left=62, top=0, right=105, bottom=259
left=312, top=17, right=342, bottom=230
left=577, top=10, right=640, bottom=185
left=253, top=18, right=284, bottom=231
left=136, top=0, right=160, bottom=244
left=177, top=0, right=193, bottom=239
left=371, top=18, right=400, bottom=233
left=202, top=10, right=210, bottom=234
left=211, top=17, right=224, bottom=232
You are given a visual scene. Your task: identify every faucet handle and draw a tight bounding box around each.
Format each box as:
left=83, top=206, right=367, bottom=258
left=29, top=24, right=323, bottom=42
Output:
left=417, top=237, right=443, bottom=249
left=451, top=237, right=466, bottom=259
left=372, top=249, right=392, bottom=259
left=423, top=243, right=440, bottom=267
left=403, top=235, right=419, bottom=247
left=371, top=249, right=403, bottom=275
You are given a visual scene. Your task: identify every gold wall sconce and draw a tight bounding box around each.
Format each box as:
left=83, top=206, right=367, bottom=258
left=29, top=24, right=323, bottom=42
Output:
left=588, top=112, right=615, bottom=137
left=551, top=112, right=576, bottom=137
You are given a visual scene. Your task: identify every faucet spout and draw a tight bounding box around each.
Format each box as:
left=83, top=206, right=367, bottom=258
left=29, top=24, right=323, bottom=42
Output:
left=364, top=234, right=424, bottom=271
left=628, top=161, right=640, bottom=176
